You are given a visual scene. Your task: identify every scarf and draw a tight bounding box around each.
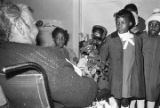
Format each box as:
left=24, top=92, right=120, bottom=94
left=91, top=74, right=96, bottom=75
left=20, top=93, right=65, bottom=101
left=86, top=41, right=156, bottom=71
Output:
left=118, top=31, right=135, bottom=49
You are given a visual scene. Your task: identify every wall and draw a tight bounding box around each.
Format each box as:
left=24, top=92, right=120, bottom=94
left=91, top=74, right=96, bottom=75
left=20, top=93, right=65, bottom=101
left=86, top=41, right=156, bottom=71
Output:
left=81, top=0, right=160, bottom=35
left=8, top=0, right=73, bottom=28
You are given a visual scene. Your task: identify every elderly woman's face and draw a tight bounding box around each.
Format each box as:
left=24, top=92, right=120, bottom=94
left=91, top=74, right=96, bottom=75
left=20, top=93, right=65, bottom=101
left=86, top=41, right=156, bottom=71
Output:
left=148, top=20, right=160, bottom=36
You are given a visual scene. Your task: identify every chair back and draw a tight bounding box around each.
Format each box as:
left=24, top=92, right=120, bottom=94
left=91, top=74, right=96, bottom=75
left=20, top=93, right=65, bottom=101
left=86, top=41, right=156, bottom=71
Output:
left=0, top=62, right=53, bottom=108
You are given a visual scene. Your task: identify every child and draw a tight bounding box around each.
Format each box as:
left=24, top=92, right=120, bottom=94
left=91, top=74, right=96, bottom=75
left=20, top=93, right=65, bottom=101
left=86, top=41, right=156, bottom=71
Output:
left=100, top=9, right=145, bottom=108
left=142, top=9, right=160, bottom=108
left=124, top=4, right=146, bottom=108
left=92, top=25, right=107, bottom=51
left=124, top=3, right=145, bottom=35
left=78, top=25, right=112, bottom=103
left=52, top=27, right=78, bottom=64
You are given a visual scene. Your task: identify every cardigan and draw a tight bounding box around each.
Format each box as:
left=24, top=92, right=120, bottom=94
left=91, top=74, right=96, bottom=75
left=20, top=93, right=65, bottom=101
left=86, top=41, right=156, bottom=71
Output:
left=0, top=41, right=97, bottom=108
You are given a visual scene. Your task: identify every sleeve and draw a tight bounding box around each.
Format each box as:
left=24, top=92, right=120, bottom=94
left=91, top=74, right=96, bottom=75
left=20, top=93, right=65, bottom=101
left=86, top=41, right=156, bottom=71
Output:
left=139, top=32, right=146, bottom=54
left=54, top=65, right=97, bottom=107
left=66, top=47, right=78, bottom=64
left=35, top=48, right=97, bottom=107
left=99, top=37, right=109, bottom=64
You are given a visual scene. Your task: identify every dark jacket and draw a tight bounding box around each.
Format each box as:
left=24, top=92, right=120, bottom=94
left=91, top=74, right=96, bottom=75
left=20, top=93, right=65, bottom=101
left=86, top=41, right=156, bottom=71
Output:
left=142, top=31, right=160, bottom=101
left=100, top=31, right=145, bottom=99
left=0, top=41, right=97, bottom=108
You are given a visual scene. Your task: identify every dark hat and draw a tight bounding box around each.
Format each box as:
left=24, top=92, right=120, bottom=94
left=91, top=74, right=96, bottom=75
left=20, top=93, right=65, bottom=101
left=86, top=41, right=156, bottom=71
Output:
left=92, top=25, right=107, bottom=40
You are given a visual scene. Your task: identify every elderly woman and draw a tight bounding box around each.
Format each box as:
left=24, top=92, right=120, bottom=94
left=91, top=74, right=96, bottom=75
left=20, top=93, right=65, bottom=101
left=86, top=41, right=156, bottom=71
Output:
left=0, top=2, right=97, bottom=108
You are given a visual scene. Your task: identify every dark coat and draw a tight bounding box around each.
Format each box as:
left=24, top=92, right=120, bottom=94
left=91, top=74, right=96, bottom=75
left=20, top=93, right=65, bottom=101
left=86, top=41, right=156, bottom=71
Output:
left=100, top=31, right=145, bottom=99
left=142, top=32, right=160, bottom=101
left=0, top=41, right=97, bottom=108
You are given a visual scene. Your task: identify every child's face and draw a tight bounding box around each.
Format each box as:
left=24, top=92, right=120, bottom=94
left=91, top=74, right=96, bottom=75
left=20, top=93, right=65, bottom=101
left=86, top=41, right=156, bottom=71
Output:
left=93, top=30, right=102, bottom=38
left=148, top=21, right=160, bottom=36
left=116, top=17, right=131, bottom=34
left=92, top=31, right=102, bottom=41
left=55, top=32, right=65, bottom=48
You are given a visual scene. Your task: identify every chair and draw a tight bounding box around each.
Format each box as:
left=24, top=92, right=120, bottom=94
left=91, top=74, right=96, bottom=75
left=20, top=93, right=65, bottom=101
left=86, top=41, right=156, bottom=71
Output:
left=0, top=62, right=53, bottom=108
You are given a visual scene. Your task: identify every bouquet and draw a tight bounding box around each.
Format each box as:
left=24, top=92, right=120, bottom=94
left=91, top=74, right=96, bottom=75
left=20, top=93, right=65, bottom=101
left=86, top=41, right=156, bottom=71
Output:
left=78, top=38, right=104, bottom=81
left=85, top=97, right=118, bottom=108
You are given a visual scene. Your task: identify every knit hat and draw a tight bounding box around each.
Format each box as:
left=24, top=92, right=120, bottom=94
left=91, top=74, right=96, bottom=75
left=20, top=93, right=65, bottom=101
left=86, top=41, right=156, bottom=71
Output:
left=146, top=8, right=160, bottom=32
left=92, top=25, right=107, bottom=40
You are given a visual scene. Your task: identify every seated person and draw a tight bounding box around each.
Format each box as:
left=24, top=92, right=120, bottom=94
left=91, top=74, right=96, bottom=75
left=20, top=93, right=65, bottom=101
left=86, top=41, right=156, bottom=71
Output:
left=0, top=2, right=97, bottom=108
left=52, top=27, right=78, bottom=65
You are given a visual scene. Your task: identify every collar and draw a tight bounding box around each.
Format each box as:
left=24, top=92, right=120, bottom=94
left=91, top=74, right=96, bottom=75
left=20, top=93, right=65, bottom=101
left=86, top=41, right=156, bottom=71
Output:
left=118, top=31, right=133, bottom=39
